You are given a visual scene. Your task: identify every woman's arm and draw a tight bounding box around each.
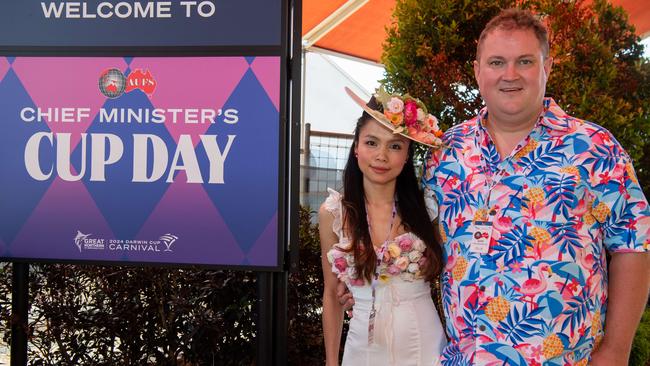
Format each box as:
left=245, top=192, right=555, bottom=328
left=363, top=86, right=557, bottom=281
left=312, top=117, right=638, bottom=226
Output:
left=319, top=203, right=345, bottom=366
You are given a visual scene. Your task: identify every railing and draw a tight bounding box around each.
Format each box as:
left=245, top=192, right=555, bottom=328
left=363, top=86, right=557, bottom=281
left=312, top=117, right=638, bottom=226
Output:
left=300, top=123, right=354, bottom=216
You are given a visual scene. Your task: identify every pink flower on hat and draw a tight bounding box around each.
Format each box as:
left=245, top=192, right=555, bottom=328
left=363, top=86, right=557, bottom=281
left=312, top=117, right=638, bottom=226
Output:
left=425, top=114, right=440, bottom=132
left=417, top=108, right=426, bottom=121
left=403, top=100, right=418, bottom=127
left=387, top=97, right=404, bottom=114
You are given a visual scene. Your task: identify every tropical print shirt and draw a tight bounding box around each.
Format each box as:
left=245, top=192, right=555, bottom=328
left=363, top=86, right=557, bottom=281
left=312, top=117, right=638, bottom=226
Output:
left=423, top=98, right=650, bottom=366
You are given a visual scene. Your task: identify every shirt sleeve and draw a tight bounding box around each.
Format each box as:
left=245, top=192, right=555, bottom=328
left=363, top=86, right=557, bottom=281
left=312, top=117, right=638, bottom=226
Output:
left=599, top=153, right=650, bottom=253
left=421, top=149, right=444, bottom=222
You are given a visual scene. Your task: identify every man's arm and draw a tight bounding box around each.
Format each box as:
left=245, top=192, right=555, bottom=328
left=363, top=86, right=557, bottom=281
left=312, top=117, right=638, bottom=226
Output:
left=590, top=252, right=650, bottom=365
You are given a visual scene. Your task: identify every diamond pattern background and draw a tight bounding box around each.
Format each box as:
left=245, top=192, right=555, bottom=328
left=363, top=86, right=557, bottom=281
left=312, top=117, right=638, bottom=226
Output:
left=0, top=56, right=280, bottom=267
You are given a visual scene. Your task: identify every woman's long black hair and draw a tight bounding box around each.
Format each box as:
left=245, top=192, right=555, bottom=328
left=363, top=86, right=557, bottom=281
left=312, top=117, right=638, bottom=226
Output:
left=341, top=97, right=443, bottom=283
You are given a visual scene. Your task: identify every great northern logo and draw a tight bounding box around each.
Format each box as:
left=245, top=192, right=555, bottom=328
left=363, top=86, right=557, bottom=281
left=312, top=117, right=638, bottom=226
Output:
left=98, top=68, right=157, bottom=99
left=74, top=231, right=105, bottom=252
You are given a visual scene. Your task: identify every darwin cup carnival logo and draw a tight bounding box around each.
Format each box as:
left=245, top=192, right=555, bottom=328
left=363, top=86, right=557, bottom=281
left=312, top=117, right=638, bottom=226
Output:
left=98, top=68, right=157, bottom=98
left=159, top=234, right=179, bottom=252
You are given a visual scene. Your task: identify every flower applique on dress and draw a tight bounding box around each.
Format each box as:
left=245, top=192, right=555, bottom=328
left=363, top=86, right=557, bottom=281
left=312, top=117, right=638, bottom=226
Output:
left=324, top=188, right=429, bottom=286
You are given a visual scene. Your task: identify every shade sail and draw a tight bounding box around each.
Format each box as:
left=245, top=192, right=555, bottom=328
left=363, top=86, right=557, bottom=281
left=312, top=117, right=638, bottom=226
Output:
left=303, top=0, right=650, bottom=63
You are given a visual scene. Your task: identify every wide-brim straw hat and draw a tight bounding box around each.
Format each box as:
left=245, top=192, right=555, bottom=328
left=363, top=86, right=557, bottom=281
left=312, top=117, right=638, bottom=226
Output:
left=345, top=86, right=444, bottom=148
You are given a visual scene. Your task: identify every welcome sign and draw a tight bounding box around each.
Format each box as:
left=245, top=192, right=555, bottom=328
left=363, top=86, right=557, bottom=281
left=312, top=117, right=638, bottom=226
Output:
left=0, top=0, right=281, bottom=47
left=0, top=1, right=289, bottom=269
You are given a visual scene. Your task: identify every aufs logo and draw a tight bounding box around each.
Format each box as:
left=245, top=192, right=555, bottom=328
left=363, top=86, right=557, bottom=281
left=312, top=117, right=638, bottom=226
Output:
left=159, top=234, right=179, bottom=252
left=74, top=231, right=105, bottom=252
left=98, top=68, right=157, bottom=99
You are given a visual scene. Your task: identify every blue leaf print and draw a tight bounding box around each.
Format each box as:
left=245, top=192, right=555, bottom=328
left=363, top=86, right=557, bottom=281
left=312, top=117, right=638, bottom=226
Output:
left=481, top=143, right=500, bottom=172
left=481, top=343, right=528, bottom=366
left=550, top=219, right=583, bottom=260
left=584, top=144, right=620, bottom=173
left=443, top=180, right=477, bottom=221
left=546, top=175, right=578, bottom=219
left=445, top=124, right=471, bottom=151
left=561, top=291, right=591, bottom=334
left=441, top=343, right=471, bottom=366
left=518, top=142, right=566, bottom=172
left=497, top=305, right=546, bottom=344
left=490, top=225, right=533, bottom=266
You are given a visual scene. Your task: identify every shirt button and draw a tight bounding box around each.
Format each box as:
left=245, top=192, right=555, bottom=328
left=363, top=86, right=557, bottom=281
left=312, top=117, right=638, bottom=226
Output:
left=479, top=325, right=486, bottom=331
left=489, top=209, right=496, bottom=216
left=479, top=285, right=486, bottom=291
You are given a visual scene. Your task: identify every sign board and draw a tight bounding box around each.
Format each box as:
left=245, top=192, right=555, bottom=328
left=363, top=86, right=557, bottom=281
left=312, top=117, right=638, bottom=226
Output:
left=0, top=1, right=281, bottom=47
left=0, top=0, right=289, bottom=269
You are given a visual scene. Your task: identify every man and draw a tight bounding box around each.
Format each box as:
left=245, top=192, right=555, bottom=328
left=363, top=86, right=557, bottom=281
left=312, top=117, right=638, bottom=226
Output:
left=340, top=8, right=650, bottom=365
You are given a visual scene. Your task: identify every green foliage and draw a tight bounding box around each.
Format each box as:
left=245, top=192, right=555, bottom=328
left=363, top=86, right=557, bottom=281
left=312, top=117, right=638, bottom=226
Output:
left=0, top=264, right=258, bottom=365
left=631, top=307, right=650, bottom=366
left=382, top=0, right=650, bottom=196
left=288, top=206, right=348, bottom=364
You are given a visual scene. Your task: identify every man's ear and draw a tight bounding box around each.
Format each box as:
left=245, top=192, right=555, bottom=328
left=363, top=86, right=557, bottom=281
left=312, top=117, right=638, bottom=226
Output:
left=543, top=56, right=553, bottom=79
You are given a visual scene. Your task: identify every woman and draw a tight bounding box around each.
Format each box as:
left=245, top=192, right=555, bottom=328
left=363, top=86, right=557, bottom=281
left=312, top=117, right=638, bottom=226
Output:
left=319, top=87, right=446, bottom=366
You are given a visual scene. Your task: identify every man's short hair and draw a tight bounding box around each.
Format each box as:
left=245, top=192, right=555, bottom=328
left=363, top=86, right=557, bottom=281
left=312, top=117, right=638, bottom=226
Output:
left=476, top=8, right=550, bottom=59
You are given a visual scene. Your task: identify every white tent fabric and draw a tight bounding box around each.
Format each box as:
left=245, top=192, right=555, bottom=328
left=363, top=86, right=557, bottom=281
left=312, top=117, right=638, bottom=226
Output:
left=302, top=50, right=383, bottom=134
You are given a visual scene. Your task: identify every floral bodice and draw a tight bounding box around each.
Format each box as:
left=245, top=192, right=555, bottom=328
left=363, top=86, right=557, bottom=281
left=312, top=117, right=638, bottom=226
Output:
left=324, top=189, right=429, bottom=286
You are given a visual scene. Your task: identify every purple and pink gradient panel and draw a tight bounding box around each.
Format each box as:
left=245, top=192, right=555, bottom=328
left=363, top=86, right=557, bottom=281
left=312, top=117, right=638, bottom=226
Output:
left=0, top=56, right=281, bottom=268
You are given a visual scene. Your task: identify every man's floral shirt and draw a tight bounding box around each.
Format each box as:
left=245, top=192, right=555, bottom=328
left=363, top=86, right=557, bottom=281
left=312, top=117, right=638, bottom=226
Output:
left=423, top=98, right=650, bottom=365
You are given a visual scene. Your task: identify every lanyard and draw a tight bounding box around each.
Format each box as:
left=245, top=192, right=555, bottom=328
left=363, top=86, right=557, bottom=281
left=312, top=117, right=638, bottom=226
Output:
left=365, top=199, right=397, bottom=345
left=475, top=118, right=540, bottom=211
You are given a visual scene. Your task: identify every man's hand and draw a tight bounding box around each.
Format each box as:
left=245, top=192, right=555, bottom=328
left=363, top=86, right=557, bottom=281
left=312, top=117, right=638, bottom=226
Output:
left=589, top=342, right=628, bottom=365
left=336, top=280, right=354, bottom=316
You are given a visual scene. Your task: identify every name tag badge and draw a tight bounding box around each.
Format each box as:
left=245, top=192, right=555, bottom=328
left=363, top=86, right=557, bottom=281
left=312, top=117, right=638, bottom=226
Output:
left=469, top=221, right=492, bottom=254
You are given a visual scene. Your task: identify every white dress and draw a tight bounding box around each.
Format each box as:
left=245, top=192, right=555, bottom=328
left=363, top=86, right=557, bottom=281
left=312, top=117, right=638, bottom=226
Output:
left=324, top=189, right=446, bottom=366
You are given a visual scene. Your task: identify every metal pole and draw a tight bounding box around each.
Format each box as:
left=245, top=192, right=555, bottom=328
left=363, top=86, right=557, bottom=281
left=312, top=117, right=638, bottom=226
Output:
left=273, top=271, right=288, bottom=365
left=11, top=262, right=29, bottom=366
left=256, top=272, right=273, bottom=365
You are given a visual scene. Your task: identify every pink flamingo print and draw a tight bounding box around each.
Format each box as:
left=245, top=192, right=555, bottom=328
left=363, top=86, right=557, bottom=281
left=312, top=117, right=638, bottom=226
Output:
left=516, top=263, right=552, bottom=309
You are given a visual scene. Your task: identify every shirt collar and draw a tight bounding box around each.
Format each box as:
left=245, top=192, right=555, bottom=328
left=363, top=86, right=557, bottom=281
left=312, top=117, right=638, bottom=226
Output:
left=476, top=97, right=570, bottom=133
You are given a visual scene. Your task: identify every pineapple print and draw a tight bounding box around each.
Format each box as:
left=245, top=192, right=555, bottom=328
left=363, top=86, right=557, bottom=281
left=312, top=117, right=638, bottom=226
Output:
left=540, top=321, right=565, bottom=361
left=583, top=211, right=596, bottom=225
left=439, top=222, right=447, bottom=243
left=473, top=208, right=488, bottom=222
left=591, top=202, right=611, bottom=223
left=530, top=225, right=551, bottom=246
left=574, top=359, right=588, bottom=366
left=591, top=310, right=602, bottom=336
left=485, top=296, right=510, bottom=323
left=524, top=187, right=545, bottom=206
left=542, top=333, right=564, bottom=360
left=559, top=165, right=580, bottom=183
left=514, top=139, right=539, bottom=159
left=626, top=162, right=638, bottom=184
left=452, top=256, right=468, bottom=281
left=593, top=334, right=603, bottom=352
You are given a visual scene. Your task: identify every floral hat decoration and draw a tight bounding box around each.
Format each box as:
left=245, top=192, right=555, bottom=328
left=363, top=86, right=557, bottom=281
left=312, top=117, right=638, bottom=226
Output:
left=345, top=86, right=444, bottom=148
